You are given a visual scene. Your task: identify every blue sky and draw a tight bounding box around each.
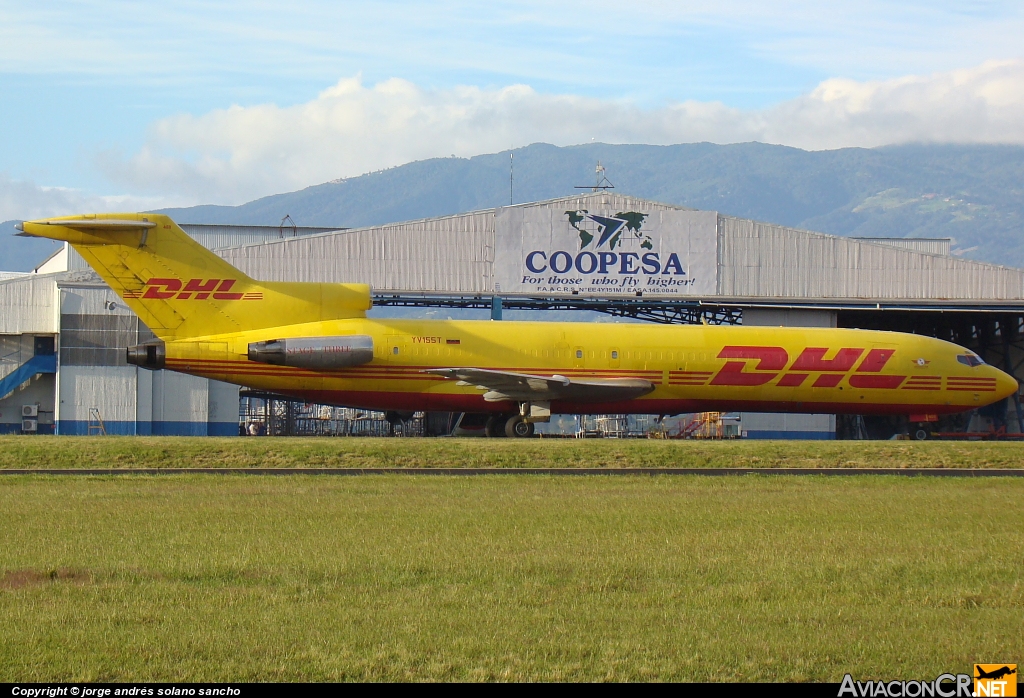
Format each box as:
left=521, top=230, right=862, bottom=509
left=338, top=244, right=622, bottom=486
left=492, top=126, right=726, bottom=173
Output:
left=1, top=1, right=1023, bottom=215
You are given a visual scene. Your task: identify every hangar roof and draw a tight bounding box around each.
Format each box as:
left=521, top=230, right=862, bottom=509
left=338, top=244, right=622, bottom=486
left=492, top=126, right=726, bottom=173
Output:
left=212, top=193, right=1024, bottom=303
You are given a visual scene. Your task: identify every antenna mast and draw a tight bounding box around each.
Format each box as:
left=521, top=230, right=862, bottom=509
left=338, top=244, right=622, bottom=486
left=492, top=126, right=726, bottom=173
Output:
left=574, top=161, right=614, bottom=191
left=510, top=149, right=514, bottom=205
left=278, top=214, right=297, bottom=238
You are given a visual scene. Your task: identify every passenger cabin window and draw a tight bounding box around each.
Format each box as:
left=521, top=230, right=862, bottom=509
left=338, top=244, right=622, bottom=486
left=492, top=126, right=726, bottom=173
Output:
left=611, top=351, right=618, bottom=360
left=576, top=350, right=583, bottom=359
left=957, top=354, right=985, bottom=367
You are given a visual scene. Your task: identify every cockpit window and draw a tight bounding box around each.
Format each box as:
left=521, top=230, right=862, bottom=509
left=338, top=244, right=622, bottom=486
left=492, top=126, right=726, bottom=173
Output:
left=956, top=354, right=985, bottom=367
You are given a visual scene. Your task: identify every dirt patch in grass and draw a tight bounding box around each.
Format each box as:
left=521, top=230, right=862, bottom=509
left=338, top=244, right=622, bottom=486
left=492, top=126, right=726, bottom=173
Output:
left=0, top=568, right=92, bottom=589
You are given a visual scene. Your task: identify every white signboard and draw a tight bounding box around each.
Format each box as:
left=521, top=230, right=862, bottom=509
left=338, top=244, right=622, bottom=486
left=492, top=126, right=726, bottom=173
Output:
left=493, top=206, right=718, bottom=296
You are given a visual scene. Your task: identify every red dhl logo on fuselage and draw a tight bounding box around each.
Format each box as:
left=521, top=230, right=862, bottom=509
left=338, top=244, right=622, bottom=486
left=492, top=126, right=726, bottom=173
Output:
left=123, top=278, right=263, bottom=301
left=706, top=346, right=906, bottom=389
left=683, top=346, right=989, bottom=391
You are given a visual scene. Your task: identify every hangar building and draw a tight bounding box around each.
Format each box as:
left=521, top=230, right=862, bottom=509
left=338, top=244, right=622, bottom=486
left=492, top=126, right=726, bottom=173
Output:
left=2, top=193, right=1022, bottom=438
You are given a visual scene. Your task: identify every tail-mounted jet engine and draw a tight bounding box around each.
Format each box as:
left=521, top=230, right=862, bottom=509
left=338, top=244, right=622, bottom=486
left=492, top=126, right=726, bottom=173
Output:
left=126, top=340, right=166, bottom=370
left=247, top=335, right=374, bottom=370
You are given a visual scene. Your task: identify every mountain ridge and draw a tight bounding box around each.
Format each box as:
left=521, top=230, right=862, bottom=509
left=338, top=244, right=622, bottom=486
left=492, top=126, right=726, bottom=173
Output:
left=3, top=141, right=1023, bottom=270
left=157, top=141, right=1024, bottom=266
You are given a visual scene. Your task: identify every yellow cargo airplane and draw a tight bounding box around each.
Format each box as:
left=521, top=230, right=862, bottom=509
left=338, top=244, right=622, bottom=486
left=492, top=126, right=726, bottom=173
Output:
left=19, top=213, right=1018, bottom=437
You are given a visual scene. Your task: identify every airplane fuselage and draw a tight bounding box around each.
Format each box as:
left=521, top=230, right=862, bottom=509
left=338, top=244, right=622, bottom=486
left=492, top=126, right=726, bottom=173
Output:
left=159, top=317, right=1015, bottom=416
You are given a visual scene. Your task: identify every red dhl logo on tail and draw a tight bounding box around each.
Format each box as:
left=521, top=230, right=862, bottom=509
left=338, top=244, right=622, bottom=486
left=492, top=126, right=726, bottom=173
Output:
left=123, top=279, right=263, bottom=301
left=707, top=346, right=906, bottom=389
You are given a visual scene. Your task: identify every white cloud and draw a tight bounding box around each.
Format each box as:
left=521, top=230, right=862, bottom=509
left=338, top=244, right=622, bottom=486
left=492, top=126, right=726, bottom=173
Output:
left=99, top=60, right=1024, bottom=205
left=761, top=60, right=1024, bottom=146
left=0, top=174, right=176, bottom=223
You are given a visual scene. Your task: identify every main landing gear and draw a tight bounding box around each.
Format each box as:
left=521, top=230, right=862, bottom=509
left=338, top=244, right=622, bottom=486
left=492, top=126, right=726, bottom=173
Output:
left=484, top=413, right=536, bottom=438
left=505, top=414, right=535, bottom=438
left=482, top=402, right=550, bottom=438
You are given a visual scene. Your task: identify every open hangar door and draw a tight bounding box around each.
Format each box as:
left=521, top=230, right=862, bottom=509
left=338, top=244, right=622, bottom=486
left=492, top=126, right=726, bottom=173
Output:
left=835, top=309, right=1024, bottom=439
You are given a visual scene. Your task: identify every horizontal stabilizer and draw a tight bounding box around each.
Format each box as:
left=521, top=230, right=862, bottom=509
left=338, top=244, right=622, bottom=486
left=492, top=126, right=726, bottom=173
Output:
left=16, top=219, right=156, bottom=233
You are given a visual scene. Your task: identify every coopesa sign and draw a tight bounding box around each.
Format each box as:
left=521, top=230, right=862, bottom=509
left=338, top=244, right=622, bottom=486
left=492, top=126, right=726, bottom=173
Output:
left=492, top=206, right=718, bottom=296
left=524, top=249, right=686, bottom=276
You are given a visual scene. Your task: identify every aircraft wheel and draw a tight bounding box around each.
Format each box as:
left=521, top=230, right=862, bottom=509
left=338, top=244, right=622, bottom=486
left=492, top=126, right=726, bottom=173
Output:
left=505, top=415, right=535, bottom=438
left=485, top=415, right=507, bottom=438
left=914, top=428, right=929, bottom=441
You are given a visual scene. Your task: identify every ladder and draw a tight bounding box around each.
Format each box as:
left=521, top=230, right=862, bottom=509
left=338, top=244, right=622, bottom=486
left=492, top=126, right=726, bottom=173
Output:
left=689, top=412, right=724, bottom=439
left=87, top=408, right=107, bottom=435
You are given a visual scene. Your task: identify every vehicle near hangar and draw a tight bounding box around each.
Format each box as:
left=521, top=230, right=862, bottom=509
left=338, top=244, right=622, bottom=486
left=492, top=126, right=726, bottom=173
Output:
left=18, top=213, right=1017, bottom=437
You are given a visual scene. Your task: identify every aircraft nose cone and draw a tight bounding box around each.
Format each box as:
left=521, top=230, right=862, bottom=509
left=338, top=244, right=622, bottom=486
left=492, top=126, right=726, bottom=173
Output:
left=994, top=367, right=1019, bottom=401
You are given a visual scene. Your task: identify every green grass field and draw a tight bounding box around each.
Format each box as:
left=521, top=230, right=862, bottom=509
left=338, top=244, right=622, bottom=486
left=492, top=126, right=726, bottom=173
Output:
left=1, top=471, right=1022, bottom=681
left=2, top=435, right=1024, bottom=469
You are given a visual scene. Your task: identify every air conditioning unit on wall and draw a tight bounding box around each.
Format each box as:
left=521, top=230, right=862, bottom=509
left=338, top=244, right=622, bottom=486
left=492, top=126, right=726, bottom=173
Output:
left=22, top=404, right=39, bottom=417
left=22, top=419, right=38, bottom=432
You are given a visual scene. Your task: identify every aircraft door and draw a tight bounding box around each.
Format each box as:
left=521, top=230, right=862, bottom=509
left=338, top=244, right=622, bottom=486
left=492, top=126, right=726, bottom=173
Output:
left=386, top=335, right=409, bottom=363
left=609, top=347, right=620, bottom=368
left=573, top=346, right=585, bottom=369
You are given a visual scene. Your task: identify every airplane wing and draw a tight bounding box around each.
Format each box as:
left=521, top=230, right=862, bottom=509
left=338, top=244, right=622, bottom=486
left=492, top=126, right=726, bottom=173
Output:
left=424, top=367, right=655, bottom=403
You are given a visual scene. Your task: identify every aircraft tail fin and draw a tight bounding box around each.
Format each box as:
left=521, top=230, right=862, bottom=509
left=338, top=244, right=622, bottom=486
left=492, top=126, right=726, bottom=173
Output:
left=19, top=213, right=370, bottom=340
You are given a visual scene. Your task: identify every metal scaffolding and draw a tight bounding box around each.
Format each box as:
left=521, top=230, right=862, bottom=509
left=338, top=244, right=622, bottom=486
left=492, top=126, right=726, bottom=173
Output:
left=238, top=391, right=427, bottom=437
left=371, top=293, right=743, bottom=325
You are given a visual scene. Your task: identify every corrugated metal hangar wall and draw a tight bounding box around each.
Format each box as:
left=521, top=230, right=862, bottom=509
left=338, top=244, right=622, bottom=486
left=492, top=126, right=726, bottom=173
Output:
left=217, top=193, right=1024, bottom=300
left=2, top=194, right=1022, bottom=438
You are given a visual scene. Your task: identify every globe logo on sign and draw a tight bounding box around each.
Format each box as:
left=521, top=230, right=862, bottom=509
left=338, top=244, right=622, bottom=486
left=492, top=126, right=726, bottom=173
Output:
left=565, top=210, right=653, bottom=251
